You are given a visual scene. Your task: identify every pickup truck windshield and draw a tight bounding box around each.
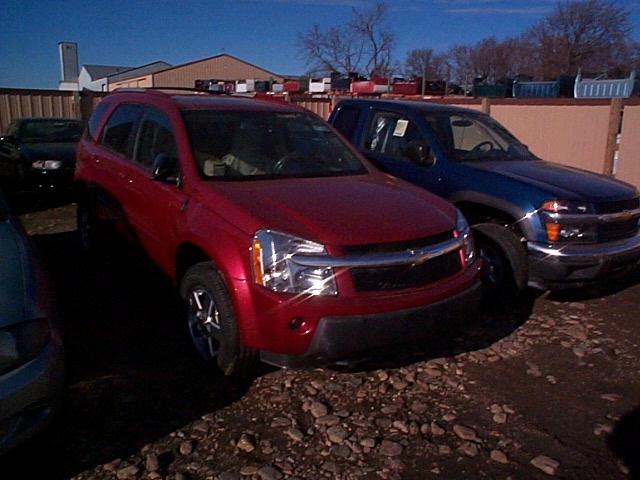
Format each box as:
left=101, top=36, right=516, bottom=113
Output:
left=183, top=110, right=367, bottom=180
left=19, top=119, right=84, bottom=144
left=423, top=112, right=536, bottom=162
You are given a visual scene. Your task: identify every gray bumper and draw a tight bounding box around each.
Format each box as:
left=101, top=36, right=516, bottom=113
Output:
left=527, top=232, right=640, bottom=288
left=0, top=334, right=64, bottom=455
left=261, top=282, right=481, bottom=368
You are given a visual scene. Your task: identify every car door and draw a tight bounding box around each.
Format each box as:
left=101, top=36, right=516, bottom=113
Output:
left=360, top=109, right=449, bottom=197
left=0, top=122, right=20, bottom=178
left=125, top=105, right=186, bottom=273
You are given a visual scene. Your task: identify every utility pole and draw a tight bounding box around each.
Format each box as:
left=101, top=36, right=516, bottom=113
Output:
left=421, top=67, right=426, bottom=96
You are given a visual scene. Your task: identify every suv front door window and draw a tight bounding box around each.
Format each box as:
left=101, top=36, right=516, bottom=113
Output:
left=100, top=103, right=144, bottom=159
left=134, top=107, right=179, bottom=174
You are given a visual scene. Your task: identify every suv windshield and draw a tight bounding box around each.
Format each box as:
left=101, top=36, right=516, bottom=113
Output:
left=19, top=119, right=84, bottom=143
left=423, top=112, right=536, bottom=162
left=183, top=110, right=367, bottom=179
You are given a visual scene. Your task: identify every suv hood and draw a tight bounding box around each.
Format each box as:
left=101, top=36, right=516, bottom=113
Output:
left=465, top=160, right=637, bottom=202
left=0, top=222, right=25, bottom=327
left=202, top=174, right=456, bottom=247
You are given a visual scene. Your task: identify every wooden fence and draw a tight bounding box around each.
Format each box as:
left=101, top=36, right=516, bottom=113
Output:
left=1, top=88, right=639, bottom=187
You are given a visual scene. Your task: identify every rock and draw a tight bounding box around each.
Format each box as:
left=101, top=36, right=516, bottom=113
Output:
left=453, top=424, right=478, bottom=442
left=379, top=440, right=403, bottom=457
left=458, top=442, right=478, bottom=457
left=442, top=413, right=456, bottom=422
left=593, top=423, right=613, bottom=436
left=326, top=425, right=348, bottom=444
left=601, top=393, right=622, bottom=402
left=420, top=423, right=430, bottom=435
left=321, top=461, right=340, bottom=475
left=316, top=415, right=340, bottom=426
left=410, top=401, right=428, bottom=414
left=192, top=420, right=210, bottom=434
left=270, top=417, right=290, bottom=428
left=236, top=434, right=255, bottom=453
left=116, top=465, right=140, bottom=479
left=175, top=473, right=188, bottom=480
left=430, top=422, right=445, bottom=436
left=145, top=454, right=159, bottom=472
left=239, top=466, right=258, bottom=476
left=179, top=440, right=194, bottom=456
left=490, top=449, right=509, bottom=464
left=392, top=420, right=409, bottom=433
left=438, top=445, right=451, bottom=455
left=361, top=438, right=376, bottom=448
left=217, top=473, right=240, bottom=480
left=310, top=402, right=329, bottom=418
left=493, top=412, right=507, bottom=424
left=286, top=427, right=305, bottom=443
left=424, top=367, right=442, bottom=378
left=257, top=465, right=283, bottom=480
left=572, top=347, right=586, bottom=358
left=531, top=455, right=560, bottom=475
left=526, top=363, right=542, bottom=377
left=546, top=375, right=557, bottom=385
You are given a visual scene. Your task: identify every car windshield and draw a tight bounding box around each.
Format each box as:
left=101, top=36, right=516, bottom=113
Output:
left=19, top=119, right=84, bottom=143
left=183, top=110, right=367, bottom=180
left=423, top=112, right=536, bottom=162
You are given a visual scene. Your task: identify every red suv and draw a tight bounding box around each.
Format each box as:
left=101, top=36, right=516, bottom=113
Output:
left=75, top=89, right=481, bottom=373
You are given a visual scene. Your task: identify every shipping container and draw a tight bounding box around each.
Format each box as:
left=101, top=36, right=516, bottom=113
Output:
left=309, top=77, right=331, bottom=93
left=351, top=77, right=390, bottom=94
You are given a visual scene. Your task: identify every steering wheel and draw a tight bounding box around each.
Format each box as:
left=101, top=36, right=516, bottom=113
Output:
left=470, top=141, right=494, bottom=155
left=273, top=152, right=303, bottom=174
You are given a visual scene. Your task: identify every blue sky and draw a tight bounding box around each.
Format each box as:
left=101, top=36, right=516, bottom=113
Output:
left=1, top=0, right=638, bottom=89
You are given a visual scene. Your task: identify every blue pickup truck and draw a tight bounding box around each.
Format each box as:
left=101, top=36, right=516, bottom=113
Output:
left=328, top=99, right=640, bottom=291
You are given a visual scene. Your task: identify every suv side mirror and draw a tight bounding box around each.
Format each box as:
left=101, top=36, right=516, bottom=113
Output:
left=151, top=153, right=178, bottom=183
left=405, top=140, right=435, bottom=167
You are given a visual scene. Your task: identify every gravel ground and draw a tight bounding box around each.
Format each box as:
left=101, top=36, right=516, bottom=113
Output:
left=2, top=201, right=639, bottom=480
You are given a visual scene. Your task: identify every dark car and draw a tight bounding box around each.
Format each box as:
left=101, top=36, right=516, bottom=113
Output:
left=0, top=118, right=84, bottom=192
left=0, top=189, right=64, bottom=454
left=74, top=89, right=481, bottom=373
left=329, top=99, right=640, bottom=291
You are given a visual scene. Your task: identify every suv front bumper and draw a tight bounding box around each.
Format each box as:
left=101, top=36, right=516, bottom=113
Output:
left=260, top=281, right=481, bottom=368
left=527, top=231, right=640, bottom=289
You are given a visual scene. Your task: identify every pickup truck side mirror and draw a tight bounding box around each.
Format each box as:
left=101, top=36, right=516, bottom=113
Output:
left=151, top=153, right=179, bottom=184
left=0, top=135, right=16, bottom=144
left=405, top=140, right=435, bottom=167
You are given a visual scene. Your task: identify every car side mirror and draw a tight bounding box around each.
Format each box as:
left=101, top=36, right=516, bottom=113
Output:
left=151, top=153, right=178, bottom=183
left=405, top=140, right=435, bottom=167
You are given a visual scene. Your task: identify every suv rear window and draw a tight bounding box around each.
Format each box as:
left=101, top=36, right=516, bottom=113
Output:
left=183, top=110, right=365, bottom=180
left=100, top=104, right=143, bottom=158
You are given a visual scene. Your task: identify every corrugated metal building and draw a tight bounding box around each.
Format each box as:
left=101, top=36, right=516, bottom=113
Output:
left=152, top=53, right=284, bottom=88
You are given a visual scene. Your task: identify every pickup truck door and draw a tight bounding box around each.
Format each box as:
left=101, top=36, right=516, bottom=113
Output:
left=358, top=108, right=450, bottom=197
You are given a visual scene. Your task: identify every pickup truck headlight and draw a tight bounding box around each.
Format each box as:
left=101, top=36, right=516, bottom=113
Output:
left=251, top=230, right=337, bottom=296
left=540, top=200, right=597, bottom=243
left=0, top=319, right=50, bottom=376
left=455, top=210, right=475, bottom=265
left=32, top=160, right=63, bottom=170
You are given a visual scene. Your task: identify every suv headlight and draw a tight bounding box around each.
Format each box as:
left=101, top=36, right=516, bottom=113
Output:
left=251, top=230, right=337, bottom=296
left=540, top=200, right=597, bottom=243
left=0, top=319, right=50, bottom=376
left=455, top=210, right=475, bottom=265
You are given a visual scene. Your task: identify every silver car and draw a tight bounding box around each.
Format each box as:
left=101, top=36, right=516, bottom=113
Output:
left=0, top=191, right=64, bottom=455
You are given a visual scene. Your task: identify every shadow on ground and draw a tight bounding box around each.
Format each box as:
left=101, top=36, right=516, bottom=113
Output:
left=547, top=267, right=640, bottom=303
left=0, top=230, right=262, bottom=479
left=608, top=405, right=640, bottom=479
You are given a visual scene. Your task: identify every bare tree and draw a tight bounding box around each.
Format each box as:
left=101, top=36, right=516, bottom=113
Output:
left=297, top=2, right=394, bottom=77
left=404, top=49, right=448, bottom=79
left=526, top=0, right=632, bottom=77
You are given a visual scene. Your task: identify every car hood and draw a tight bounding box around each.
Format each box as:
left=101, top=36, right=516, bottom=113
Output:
left=201, top=174, right=456, bottom=247
left=20, top=142, right=77, bottom=163
left=464, top=160, right=638, bottom=202
left=0, top=222, right=25, bottom=327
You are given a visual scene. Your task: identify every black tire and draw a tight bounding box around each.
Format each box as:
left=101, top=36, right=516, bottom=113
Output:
left=473, top=222, right=528, bottom=298
left=179, top=262, right=257, bottom=376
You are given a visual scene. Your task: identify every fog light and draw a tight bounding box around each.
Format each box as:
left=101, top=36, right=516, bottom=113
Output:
left=288, top=317, right=310, bottom=333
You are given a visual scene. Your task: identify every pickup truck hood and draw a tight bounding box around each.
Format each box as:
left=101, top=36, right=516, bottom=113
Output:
left=20, top=142, right=77, bottom=163
left=0, top=222, right=25, bottom=327
left=203, top=174, right=456, bottom=247
left=465, top=160, right=637, bottom=202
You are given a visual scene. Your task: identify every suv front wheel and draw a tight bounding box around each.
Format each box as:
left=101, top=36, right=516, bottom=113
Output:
left=180, top=262, right=256, bottom=375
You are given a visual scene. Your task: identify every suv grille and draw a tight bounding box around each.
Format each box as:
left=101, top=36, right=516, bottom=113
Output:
left=344, top=231, right=462, bottom=292
left=595, top=197, right=639, bottom=242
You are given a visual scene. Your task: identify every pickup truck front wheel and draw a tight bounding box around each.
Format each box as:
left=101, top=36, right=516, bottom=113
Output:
left=473, top=223, right=528, bottom=298
left=180, top=262, right=256, bottom=376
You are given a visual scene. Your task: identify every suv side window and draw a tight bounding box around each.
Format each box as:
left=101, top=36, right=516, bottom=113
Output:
left=86, top=101, right=111, bottom=141
left=100, top=103, right=143, bottom=159
left=332, top=105, right=360, bottom=141
left=134, top=107, right=178, bottom=169
left=364, top=110, right=424, bottom=161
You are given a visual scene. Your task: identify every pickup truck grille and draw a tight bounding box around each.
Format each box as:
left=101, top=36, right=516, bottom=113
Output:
left=595, top=197, right=639, bottom=242
left=344, top=231, right=462, bottom=291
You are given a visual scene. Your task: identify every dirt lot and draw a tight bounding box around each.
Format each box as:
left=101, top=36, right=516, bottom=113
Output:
left=2, top=201, right=640, bottom=480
